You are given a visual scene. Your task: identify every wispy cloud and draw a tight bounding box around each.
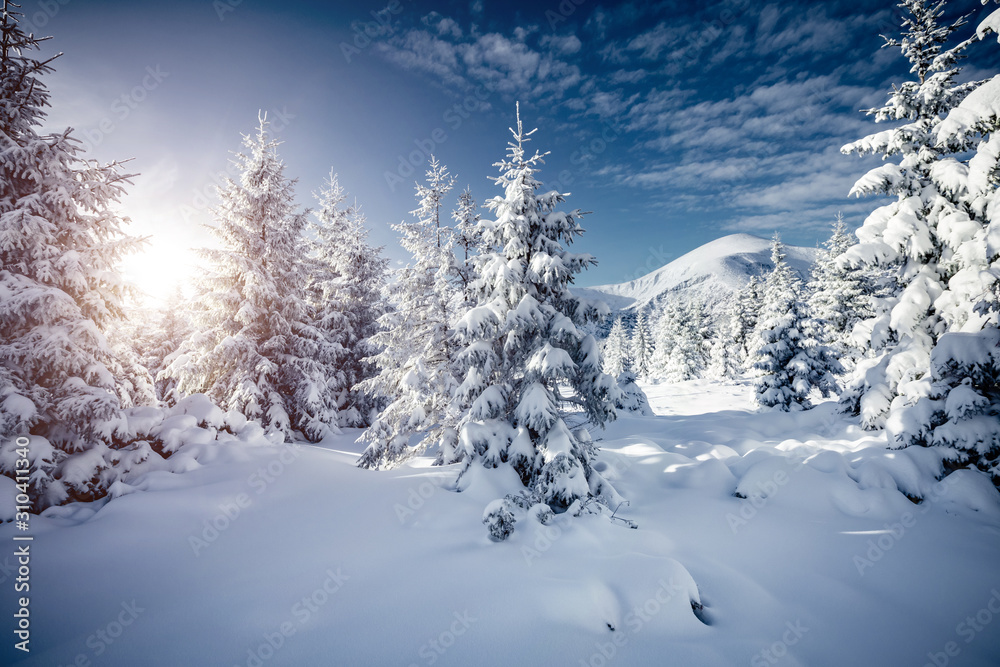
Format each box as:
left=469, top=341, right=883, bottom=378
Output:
left=376, top=18, right=584, bottom=102
left=372, top=0, right=916, bottom=243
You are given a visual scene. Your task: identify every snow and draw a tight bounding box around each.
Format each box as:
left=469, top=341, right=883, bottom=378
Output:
left=978, top=8, right=1000, bottom=42
left=574, top=233, right=819, bottom=312
left=3, top=380, right=998, bottom=666
left=937, top=76, right=1000, bottom=143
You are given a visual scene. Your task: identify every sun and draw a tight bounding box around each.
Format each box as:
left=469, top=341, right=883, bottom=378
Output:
left=120, top=236, right=200, bottom=308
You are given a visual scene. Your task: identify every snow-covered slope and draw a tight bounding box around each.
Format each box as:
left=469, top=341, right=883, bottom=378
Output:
left=576, top=233, right=819, bottom=311
left=4, top=381, right=998, bottom=667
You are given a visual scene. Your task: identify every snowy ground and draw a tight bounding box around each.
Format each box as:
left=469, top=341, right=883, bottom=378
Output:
left=3, top=380, right=1000, bottom=667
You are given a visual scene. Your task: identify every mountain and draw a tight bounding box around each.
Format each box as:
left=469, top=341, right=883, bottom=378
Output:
left=575, top=233, right=820, bottom=312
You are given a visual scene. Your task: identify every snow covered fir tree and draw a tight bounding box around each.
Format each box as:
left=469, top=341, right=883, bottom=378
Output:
left=602, top=316, right=631, bottom=377
left=356, top=156, right=462, bottom=469
left=0, top=6, right=149, bottom=509
left=307, top=172, right=387, bottom=427
left=630, top=309, right=654, bottom=379
left=164, top=116, right=344, bottom=442
left=839, top=0, right=1000, bottom=485
left=449, top=105, right=625, bottom=539
left=751, top=236, right=841, bottom=411
left=806, top=214, right=872, bottom=368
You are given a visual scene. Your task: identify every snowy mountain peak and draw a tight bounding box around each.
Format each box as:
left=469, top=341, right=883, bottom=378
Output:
left=576, top=233, right=819, bottom=311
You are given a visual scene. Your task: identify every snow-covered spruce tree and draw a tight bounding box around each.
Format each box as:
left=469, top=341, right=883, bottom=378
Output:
left=357, top=156, right=463, bottom=469
left=707, top=296, right=743, bottom=380
left=138, top=287, right=193, bottom=404
left=452, top=105, right=621, bottom=538
left=733, top=276, right=764, bottom=366
left=106, top=323, right=157, bottom=411
left=839, top=0, right=982, bottom=429
left=602, top=316, right=631, bottom=377
left=0, top=6, right=149, bottom=509
left=630, top=309, right=654, bottom=379
left=806, top=214, right=872, bottom=368
left=452, top=186, right=485, bottom=306
left=878, top=1, right=1000, bottom=485
left=709, top=277, right=764, bottom=379
left=164, top=116, right=340, bottom=441
left=681, top=298, right=712, bottom=378
left=649, top=301, right=680, bottom=380
left=307, top=172, right=387, bottom=427
left=652, top=299, right=709, bottom=382
left=752, top=236, right=841, bottom=411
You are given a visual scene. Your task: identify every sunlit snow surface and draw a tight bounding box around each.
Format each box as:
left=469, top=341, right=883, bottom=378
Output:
left=3, top=381, right=999, bottom=666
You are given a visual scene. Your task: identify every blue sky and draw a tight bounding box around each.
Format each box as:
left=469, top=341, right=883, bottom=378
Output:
left=28, top=0, right=1000, bottom=300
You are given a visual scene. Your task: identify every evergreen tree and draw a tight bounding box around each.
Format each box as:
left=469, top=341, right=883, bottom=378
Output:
left=651, top=299, right=708, bottom=382
left=806, top=214, right=871, bottom=367
left=752, top=236, right=841, bottom=411
left=308, top=172, right=387, bottom=427
left=452, top=105, right=621, bottom=537
left=839, top=0, right=981, bottom=429
left=667, top=301, right=706, bottom=381
left=0, top=6, right=145, bottom=508
left=878, top=2, right=1000, bottom=485
left=357, top=157, right=462, bottom=469
left=602, top=316, right=631, bottom=377
left=164, top=116, right=339, bottom=441
left=649, top=301, right=681, bottom=380
left=708, top=277, right=766, bottom=381
left=735, top=276, right=764, bottom=365
left=452, top=186, right=485, bottom=306
left=630, top=309, right=654, bottom=379
left=143, top=287, right=193, bottom=404
left=707, top=296, right=743, bottom=380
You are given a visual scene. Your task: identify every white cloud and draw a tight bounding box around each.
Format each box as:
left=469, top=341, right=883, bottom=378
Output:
left=540, top=34, right=582, bottom=55
left=377, top=23, right=583, bottom=102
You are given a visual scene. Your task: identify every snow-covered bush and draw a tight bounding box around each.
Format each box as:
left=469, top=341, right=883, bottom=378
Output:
left=0, top=393, right=275, bottom=513
left=483, top=498, right=517, bottom=541
left=614, top=371, right=654, bottom=416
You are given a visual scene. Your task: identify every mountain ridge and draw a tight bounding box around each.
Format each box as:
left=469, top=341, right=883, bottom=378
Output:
left=576, top=233, right=820, bottom=312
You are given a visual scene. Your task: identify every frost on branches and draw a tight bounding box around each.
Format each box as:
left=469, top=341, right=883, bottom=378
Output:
left=357, top=157, right=463, bottom=469
left=452, top=106, right=623, bottom=539
left=164, top=116, right=341, bottom=442
left=0, top=7, right=149, bottom=509
left=752, top=237, right=840, bottom=411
